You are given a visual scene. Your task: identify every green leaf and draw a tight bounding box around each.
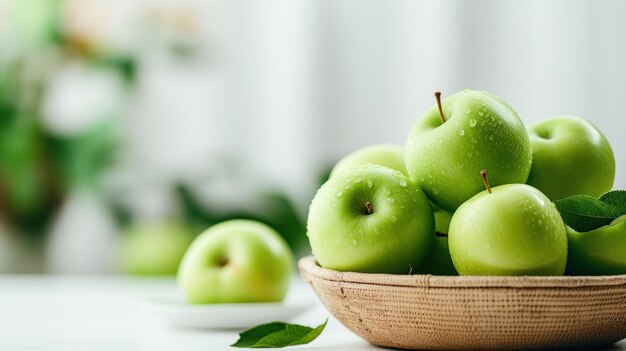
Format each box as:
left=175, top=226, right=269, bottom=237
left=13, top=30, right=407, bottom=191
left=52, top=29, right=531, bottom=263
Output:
left=232, top=319, right=327, bottom=348
left=599, top=190, right=626, bottom=215
left=554, top=193, right=624, bottom=232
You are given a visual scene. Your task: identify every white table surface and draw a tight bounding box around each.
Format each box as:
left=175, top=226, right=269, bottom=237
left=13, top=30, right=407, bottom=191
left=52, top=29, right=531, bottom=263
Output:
left=0, top=275, right=624, bottom=351
left=0, top=275, right=378, bottom=350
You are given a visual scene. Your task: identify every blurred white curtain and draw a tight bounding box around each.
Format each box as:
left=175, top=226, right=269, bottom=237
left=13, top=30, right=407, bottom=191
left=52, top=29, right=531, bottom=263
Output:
left=118, top=0, right=626, bottom=218
left=114, top=0, right=319, bottom=218
left=219, top=0, right=320, bottom=208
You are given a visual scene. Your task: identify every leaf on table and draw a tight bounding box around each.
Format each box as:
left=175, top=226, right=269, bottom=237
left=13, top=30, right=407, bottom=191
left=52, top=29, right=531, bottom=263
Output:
left=554, top=193, right=624, bottom=232
left=231, top=319, right=328, bottom=348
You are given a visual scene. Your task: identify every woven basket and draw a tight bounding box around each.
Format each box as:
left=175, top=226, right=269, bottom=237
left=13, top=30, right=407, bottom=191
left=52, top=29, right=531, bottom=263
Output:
left=299, top=256, right=626, bottom=350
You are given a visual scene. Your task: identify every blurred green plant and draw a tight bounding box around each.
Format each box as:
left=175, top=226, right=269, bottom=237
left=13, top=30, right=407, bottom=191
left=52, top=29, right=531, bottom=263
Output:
left=0, top=115, right=61, bottom=235
left=0, top=0, right=319, bottom=274
left=47, top=120, right=116, bottom=192
left=0, top=1, right=130, bottom=244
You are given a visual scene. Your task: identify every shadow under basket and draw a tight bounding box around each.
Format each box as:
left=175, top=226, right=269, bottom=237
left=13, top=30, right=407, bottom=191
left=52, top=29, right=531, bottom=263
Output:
left=298, top=256, right=626, bottom=350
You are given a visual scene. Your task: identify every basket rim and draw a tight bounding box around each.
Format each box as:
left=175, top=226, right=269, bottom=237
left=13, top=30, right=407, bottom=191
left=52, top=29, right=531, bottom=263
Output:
left=298, top=256, right=626, bottom=288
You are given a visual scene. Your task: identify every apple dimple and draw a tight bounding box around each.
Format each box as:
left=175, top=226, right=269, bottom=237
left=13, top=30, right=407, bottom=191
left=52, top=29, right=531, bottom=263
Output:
left=535, top=128, right=553, bottom=140
left=216, top=256, right=229, bottom=268
left=364, top=201, right=373, bottom=215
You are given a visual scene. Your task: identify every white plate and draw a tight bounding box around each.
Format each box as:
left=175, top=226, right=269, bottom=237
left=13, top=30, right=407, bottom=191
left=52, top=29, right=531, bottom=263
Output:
left=143, top=296, right=315, bottom=329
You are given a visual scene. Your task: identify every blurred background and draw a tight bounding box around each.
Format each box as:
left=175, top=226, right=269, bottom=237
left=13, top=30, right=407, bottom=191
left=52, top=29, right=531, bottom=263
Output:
left=0, top=0, right=625, bottom=274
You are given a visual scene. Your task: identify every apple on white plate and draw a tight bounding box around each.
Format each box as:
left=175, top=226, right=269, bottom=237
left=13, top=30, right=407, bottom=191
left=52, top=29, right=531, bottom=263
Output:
left=178, top=219, right=294, bottom=304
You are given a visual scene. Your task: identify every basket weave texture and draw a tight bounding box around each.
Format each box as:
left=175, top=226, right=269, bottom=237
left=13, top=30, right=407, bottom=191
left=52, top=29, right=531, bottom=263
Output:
left=299, top=256, right=626, bottom=350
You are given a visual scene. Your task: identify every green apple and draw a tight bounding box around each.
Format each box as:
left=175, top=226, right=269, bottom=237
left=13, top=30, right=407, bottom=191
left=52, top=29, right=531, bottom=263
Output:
left=416, top=210, right=457, bottom=275
left=178, top=220, right=293, bottom=304
left=330, top=143, right=407, bottom=177
left=120, top=221, right=196, bottom=276
left=565, top=215, right=626, bottom=275
left=449, top=171, right=567, bottom=276
left=434, top=209, right=453, bottom=234
left=415, top=236, right=457, bottom=275
left=307, top=164, right=434, bottom=274
left=405, top=90, right=532, bottom=211
left=526, top=115, right=615, bottom=201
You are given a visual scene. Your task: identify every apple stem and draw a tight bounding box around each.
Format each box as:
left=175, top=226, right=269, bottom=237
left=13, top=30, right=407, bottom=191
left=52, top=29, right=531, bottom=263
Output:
left=480, top=169, right=492, bottom=194
left=364, top=201, right=373, bottom=215
left=435, top=231, right=448, bottom=237
left=434, top=91, right=446, bottom=124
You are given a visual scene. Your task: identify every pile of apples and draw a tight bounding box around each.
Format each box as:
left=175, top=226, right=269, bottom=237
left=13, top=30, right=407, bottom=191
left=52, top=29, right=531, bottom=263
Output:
left=307, top=89, right=622, bottom=276
left=176, top=89, right=621, bottom=305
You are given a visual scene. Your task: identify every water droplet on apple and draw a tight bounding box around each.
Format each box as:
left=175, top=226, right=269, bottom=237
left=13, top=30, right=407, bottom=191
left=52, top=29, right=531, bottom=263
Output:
left=457, top=161, right=464, bottom=168
left=367, top=180, right=373, bottom=188
left=489, top=135, right=494, bottom=140
left=351, top=239, right=358, bottom=246
left=387, top=197, right=396, bottom=204
left=398, top=178, right=407, bottom=187
left=432, top=188, right=440, bottom=195
left=469, top=119, right=477, bottom=127
left=390, top=216, right=397, bottom=222
left=354, top=177, right=362, bottom=183
left=478, top=111, right=484, bottom=116
left=383, top=187, right=392, bottom=195
left=458, top=129, right=465, bottom=136
left=336, top=191, right=343, bottom=197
